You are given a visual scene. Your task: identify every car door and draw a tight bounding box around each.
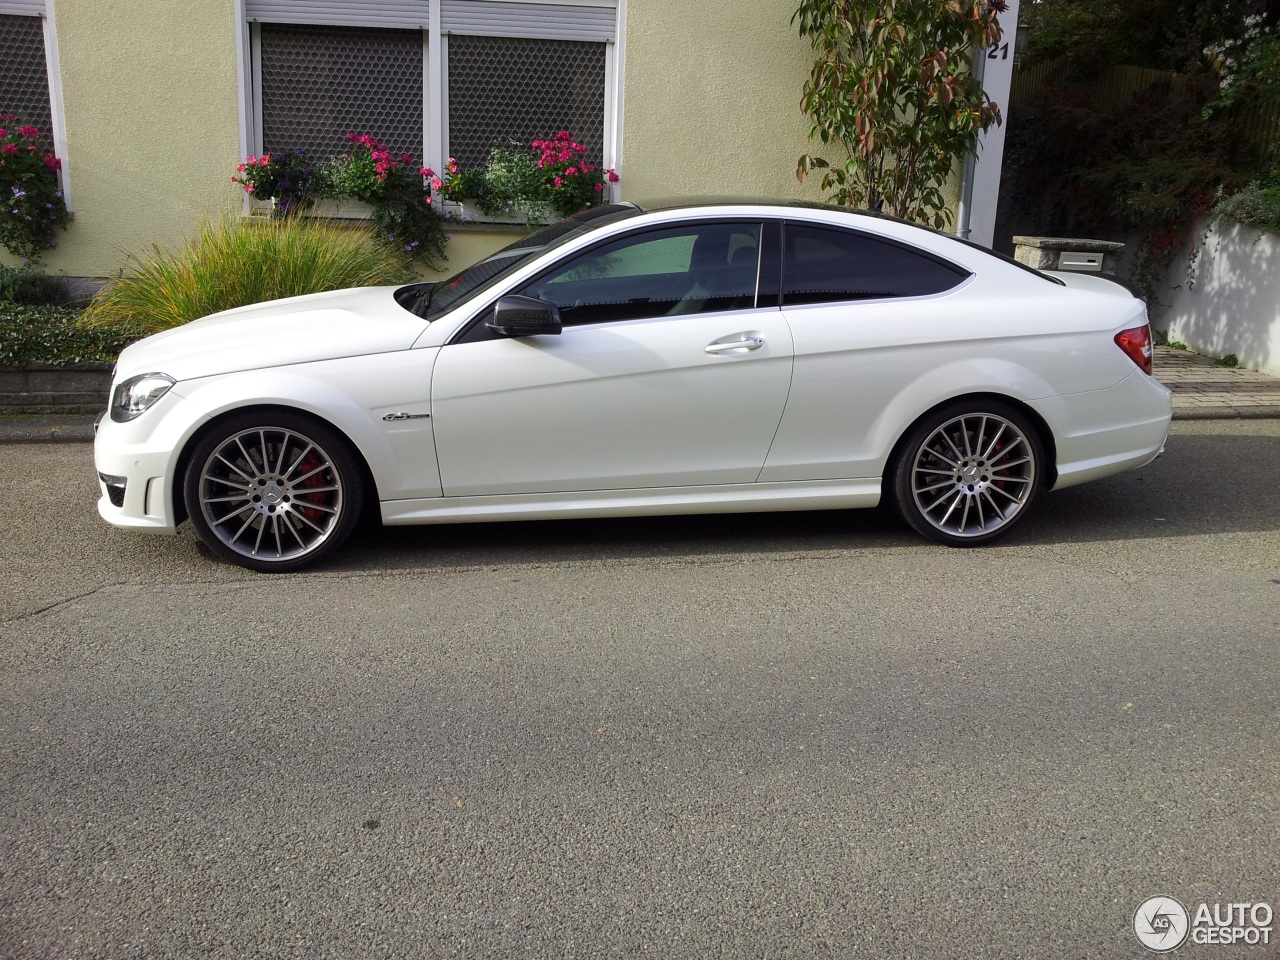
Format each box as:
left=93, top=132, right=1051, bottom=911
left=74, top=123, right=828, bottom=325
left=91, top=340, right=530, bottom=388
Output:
left=430, top=221, right=794, bottom=496
left=759, top=221, right=973, bottom=483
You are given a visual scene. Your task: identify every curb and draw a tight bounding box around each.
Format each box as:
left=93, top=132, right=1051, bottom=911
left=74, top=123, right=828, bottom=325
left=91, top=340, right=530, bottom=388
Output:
left=0, top=415, right=97, bottom=443
left=1172, top=406, right=1280, bottom=421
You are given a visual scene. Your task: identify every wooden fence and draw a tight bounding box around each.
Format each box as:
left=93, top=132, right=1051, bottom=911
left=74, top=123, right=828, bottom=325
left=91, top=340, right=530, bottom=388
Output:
left=1009, top=62, right=1279, bottom=160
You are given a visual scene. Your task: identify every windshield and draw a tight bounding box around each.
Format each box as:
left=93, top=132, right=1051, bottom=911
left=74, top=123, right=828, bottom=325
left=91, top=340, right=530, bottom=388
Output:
left=409, top=203, right=643, bottom=320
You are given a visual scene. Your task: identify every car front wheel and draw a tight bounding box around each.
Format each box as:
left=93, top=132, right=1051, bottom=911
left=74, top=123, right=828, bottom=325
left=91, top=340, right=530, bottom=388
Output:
left=891, top=401, right=1043, bottom=547
left=183, top=411, right=365, bottom=572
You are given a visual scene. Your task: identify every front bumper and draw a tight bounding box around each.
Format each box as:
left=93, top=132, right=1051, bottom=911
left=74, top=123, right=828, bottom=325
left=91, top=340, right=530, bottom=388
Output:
left=93, top=391, right=196, bottom=534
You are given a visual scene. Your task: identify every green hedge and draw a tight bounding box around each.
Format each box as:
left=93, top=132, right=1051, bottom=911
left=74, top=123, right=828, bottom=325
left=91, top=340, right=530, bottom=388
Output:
left=0, top=304, right=137, bottom=366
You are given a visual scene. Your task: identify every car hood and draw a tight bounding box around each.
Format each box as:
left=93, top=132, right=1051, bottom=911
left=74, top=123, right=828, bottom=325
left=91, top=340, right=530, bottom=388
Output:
left=113, top=286, right=428, bottom=383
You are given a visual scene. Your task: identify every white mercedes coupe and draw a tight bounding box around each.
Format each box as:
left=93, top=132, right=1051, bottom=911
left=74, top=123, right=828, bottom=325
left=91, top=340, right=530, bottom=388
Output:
left=95, top=201, right=1172, bottom=571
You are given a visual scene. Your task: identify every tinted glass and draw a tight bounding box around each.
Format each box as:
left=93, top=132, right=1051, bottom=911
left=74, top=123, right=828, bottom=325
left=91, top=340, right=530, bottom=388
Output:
left=782, top=224, right=968, bottom=305
left=521, top=222, right=762, bottom=325
left=423, top=204, right=640, bottom=320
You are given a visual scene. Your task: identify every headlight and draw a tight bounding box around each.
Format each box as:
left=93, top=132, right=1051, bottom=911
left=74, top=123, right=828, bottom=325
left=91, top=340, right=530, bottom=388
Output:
left=110, top=373, right=176, bottom=422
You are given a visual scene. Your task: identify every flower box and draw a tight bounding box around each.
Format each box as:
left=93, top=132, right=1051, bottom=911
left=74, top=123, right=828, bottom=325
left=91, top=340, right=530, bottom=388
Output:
left=310, top=198, right=376, bottom=220
left=442, top=200, right=557, bottom=226
left=247, top=197, right=375, bottom=220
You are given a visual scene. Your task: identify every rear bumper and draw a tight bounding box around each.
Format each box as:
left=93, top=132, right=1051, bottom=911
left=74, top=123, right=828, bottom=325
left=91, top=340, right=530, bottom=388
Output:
left=1031, top=370, right=1172, bottom=491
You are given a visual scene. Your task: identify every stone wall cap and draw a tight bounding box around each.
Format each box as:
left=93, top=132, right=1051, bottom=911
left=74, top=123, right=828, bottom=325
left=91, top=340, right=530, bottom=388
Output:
left=1012, top=236, right=1126, bottom=252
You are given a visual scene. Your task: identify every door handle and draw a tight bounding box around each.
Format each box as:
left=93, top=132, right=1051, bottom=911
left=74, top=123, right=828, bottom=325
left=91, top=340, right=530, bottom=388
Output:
left=705, top=336, right=765, bottom=355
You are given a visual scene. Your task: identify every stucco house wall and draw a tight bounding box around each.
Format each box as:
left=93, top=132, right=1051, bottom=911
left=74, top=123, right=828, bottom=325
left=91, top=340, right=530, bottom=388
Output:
left=6, top=0, right=831, bottom=281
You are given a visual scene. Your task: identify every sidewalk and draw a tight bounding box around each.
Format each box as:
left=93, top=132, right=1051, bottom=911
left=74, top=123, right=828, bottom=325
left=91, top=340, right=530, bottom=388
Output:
left=1153, top=344, right=1280, bottom=420
left=1, top=345, right=1276, bottom=444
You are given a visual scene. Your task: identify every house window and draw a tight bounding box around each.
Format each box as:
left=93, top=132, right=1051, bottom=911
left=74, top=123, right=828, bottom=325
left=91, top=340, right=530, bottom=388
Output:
left=0, top=13, right=53, bottom=138
left=258, top=23, right=423, bottom=163
left=446, top=35, right=605, bottom=168
left=243, top=0, right=619, bottom=176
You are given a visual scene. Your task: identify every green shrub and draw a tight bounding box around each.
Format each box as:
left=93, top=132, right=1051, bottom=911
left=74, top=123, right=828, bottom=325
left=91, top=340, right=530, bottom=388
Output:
left=1211, top=180, right=1280, bottom=235
left=1216, top=353, right=1239, bottom=367
left=0, top=304, right=135, bottom=365
left=0, top=263, right=69, bottom=305
left=81, top=215, right=416, bottom=334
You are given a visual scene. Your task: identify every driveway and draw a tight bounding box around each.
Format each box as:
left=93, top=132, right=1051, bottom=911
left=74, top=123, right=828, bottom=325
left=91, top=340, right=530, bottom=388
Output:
left=1, top=420, right=1277, bottom=959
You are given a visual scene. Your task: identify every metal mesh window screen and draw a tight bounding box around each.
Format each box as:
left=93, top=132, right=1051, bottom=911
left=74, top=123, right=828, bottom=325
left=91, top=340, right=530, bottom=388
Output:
left=0, top=15, right=53, bottom=142
left=259, top=23, right=423, bottom=163
left=447, top=35, right=605, bottom=168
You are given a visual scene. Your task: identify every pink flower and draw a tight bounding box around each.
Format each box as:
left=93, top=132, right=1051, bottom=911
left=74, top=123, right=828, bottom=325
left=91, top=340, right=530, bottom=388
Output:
left=0, top=128, right=7, bottom=138
left=2, top=143, right=18, bottom=154
left=448, top=159, right=458, bottom=173
left=594, top=183, right=603, bottom=192
left=17, top=125, right=39, bottom=137
left=554, top=176, right=563, bottom=187
left=424, top=196, right=433, bottom=205
left=43, top=155, right=61, bottom=171
left=566, top=166, right=578, bottom=176
left=431, top=177, right=443, bottom=190
left=259, top=155, right=270, bottom=166
left=236, top=163, right=246, bottom=173
left=606, top=169, right=619, bottom=183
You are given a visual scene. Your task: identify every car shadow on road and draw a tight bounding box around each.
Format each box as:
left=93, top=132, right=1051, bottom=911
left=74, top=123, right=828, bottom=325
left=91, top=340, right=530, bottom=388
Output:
left=322, top=432, right=1279, bottom=574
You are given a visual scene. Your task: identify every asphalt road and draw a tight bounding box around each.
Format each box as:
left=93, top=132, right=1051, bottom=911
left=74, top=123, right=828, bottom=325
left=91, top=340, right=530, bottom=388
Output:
left=2, top=420, right=1277, bottom=959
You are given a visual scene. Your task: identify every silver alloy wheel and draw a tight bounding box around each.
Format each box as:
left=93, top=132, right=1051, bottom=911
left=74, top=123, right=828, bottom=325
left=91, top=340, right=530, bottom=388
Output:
left=196, top=426, right=345, bottom=563
left=909, top=412, right=1037, bottom=539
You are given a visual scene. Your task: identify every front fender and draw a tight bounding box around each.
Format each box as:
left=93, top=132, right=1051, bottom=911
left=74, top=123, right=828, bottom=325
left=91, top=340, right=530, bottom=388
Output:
left=173, top=351, right=443, bottom=504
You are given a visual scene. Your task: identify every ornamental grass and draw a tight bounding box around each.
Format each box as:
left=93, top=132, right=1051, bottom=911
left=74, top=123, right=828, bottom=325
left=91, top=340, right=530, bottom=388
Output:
left=81, top=214, right=416, bottom=335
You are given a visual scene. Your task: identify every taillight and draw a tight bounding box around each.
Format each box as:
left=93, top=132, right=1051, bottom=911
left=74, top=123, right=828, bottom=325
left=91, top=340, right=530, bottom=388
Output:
left=1114, top=324, right=1153, bottom=375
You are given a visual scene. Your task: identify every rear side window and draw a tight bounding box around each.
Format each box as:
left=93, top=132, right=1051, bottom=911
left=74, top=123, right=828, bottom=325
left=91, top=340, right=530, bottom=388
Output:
left=782, top=223, right=969, bottom=305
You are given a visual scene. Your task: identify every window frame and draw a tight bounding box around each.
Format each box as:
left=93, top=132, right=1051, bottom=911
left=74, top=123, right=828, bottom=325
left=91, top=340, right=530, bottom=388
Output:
left=0, top=1, right=72, bottom=210
left=235, top=0, right=623, bottom=210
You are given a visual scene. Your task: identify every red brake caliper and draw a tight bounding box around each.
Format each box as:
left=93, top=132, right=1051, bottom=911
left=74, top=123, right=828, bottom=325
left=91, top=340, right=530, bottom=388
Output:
left=295, top=451, right=328, bottom=523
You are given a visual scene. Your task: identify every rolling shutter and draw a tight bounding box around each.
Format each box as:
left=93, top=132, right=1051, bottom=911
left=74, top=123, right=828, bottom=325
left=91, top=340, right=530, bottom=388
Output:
left=442, top=0, right=615, bottom=42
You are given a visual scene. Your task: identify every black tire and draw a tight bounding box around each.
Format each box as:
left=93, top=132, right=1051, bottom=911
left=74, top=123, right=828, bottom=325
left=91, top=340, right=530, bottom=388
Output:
left=183, top=410, right=365, bottom=572
left=890, top=400, right=1044, bottom=547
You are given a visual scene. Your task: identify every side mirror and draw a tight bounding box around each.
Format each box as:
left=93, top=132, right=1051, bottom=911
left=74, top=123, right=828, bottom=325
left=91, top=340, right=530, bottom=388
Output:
left=488, top=295, right=563, bottom=337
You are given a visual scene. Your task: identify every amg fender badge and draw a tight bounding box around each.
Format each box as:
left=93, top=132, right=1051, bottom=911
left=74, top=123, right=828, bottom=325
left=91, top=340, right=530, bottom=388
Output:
left=382, top=412, right=431, bottom=421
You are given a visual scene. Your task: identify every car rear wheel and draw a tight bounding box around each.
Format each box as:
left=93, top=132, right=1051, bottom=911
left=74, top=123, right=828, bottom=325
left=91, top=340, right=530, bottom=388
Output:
left=891, top=401, right=1043, bottom=547
left=183, top=411, right=364, bottom=572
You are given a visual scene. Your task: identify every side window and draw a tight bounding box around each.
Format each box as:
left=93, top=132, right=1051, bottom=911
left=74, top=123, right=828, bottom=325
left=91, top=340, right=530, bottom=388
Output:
left=521, top=223, right=762, bottom=325
left=782, top=224, right=968, bottom=306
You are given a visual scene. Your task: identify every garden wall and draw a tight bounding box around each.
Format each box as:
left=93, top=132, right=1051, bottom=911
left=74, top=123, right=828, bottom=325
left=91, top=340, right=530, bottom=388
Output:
left=1153, top=220, right=1280, bottom=377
